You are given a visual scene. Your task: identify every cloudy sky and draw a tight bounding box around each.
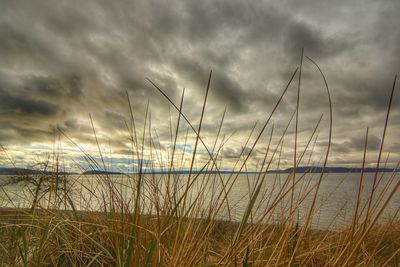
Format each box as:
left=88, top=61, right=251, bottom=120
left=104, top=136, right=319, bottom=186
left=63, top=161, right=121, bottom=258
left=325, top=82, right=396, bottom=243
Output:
left=0, top=0, right=399, bottom=172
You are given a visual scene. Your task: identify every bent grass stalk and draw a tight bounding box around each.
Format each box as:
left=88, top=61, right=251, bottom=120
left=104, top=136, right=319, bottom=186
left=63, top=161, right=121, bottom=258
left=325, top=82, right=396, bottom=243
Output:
left=0, top=66, right=399, bottom=266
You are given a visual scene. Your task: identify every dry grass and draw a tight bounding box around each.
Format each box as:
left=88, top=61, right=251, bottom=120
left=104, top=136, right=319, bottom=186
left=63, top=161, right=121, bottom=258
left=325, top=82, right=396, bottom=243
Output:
left=0, top=208, right=399, bottom=266
left=0, top=58, right=399, bottom=266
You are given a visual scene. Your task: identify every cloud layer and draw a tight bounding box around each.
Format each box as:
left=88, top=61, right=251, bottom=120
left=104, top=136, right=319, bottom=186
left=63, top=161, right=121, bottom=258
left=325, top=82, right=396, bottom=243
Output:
left=0, top=0, right=399, bottom=171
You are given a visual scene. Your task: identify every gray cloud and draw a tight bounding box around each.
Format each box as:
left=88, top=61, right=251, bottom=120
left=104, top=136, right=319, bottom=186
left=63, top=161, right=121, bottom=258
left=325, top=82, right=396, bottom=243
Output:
left=333, top=134, right=381, bottom=154
left=0, top=87, right=59, bottom=116
left=284, top=20, right=351, bottom=61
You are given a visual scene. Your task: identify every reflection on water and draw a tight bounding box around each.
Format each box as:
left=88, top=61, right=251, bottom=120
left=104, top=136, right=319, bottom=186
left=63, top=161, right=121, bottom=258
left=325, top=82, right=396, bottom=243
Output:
left=1, top=172, right=399, bottom=230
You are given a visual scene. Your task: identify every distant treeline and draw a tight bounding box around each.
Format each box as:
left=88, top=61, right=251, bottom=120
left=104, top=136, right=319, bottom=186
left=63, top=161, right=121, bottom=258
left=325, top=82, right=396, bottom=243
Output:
left=0, top=166, right=398, bottom=176
left=0, top=167, right=74, bottom=175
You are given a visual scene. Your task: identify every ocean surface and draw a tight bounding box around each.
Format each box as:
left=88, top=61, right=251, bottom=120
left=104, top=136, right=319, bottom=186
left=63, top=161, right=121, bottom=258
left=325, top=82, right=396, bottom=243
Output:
left=1, top=172, right=399, bottom=230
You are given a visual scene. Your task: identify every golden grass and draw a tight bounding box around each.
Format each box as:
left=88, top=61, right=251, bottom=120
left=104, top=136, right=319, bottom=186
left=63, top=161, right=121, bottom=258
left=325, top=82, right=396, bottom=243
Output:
left=0, top=208, right=399, bottom=266
left=0, top=57, right=399, bottom=266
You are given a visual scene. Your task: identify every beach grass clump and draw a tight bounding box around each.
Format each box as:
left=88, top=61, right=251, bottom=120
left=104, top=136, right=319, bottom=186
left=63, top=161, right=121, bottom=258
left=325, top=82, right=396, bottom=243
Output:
left=0, top=57, right=399, bottom=266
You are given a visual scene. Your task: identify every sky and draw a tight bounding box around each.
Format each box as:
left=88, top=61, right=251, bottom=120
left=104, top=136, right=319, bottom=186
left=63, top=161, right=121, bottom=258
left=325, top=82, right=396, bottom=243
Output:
left=0, top=0, right=399, bottom=172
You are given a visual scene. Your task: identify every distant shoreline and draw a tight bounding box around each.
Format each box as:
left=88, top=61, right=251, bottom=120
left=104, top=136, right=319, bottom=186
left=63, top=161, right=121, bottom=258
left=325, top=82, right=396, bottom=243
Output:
left=0, top=166, right=398, bottom=176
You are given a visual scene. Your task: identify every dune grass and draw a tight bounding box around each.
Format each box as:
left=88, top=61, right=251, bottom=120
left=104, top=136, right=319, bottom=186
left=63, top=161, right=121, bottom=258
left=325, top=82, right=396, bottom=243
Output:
left=0, top=58, right=399, bottom=266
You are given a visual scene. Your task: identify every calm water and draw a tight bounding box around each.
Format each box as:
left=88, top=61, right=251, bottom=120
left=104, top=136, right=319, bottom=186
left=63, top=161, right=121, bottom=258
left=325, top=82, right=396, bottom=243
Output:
left=1, top=172, right=399, bottom=230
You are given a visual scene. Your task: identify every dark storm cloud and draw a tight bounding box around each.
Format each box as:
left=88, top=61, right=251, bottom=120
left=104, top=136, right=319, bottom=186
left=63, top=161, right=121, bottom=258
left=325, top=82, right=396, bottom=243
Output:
left=0, top=87, right=59, bottom=116
left=333, top=134, right=381, bottom=154
left=172, top=56, right=247, bottom=112
left=284, top=20, right=351, bottom=61
left=25, top=75, right=83, bottom=100
left=351, top=134, right=381, bottom=151
left=0, top=0, right=399, bottom=168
